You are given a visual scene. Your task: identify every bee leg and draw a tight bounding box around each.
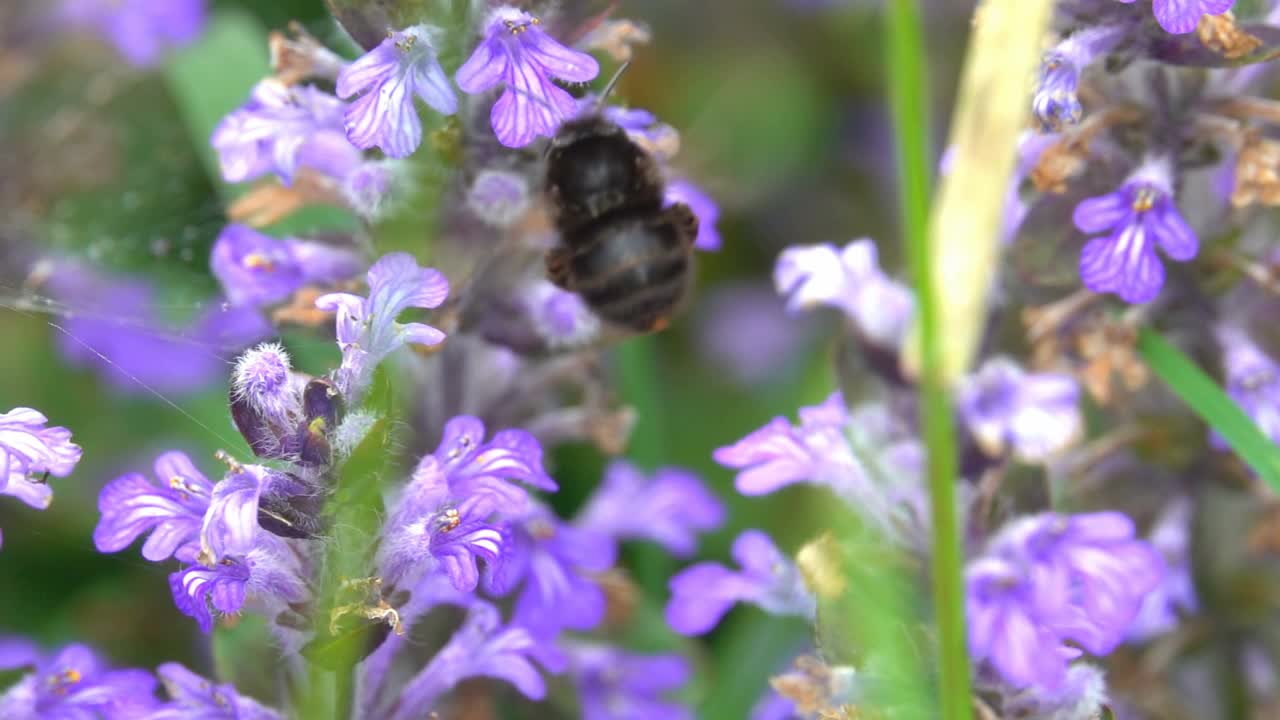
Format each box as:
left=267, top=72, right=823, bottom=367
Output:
left=663, top=202, right=700, bottom=248
left=546, top=246, right=574, bottom=290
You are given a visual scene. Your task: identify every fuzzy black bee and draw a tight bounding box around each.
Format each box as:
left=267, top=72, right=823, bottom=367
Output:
left=543, top=113, right=698, bottom=334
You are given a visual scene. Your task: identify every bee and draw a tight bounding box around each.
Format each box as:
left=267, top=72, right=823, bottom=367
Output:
left=542, top=101, right=698, bottom=334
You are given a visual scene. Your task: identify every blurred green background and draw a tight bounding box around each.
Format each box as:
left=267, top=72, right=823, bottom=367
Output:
left=0, top=0, right=975, bottom=715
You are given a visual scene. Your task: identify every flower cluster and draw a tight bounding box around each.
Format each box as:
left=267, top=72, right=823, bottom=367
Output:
left=774, top=238, right=914, bottom=350
left=966, top=512, right=1163, bottom=689
left=59, top=0, right=207, bottom=67
left=0, top=408, right=81, bottom=549
left=0, top=639, right=283, bottom=718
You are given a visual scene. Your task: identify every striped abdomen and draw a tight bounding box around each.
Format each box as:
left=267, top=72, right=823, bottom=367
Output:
left=564, top=207, right=694, bottom=332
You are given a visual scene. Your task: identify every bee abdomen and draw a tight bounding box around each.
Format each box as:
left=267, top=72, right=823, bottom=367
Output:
left=586, top=265, right=689, bottom=332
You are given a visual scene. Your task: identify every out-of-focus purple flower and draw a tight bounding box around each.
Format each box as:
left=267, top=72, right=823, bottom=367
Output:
left=666, top=530, right=816, bottom=635
left=211, top=80, right=360, bottom=185
left=1116, top=0, right=1235, bottom=34
left=1001, top=663, right=1109, bottom=720
left=576, top=460, right=723, bottom=557
left=385, top=602, right=547, bottom=719
left=502, top=505, right=615, bottom=634
left=378, top=415, right=556, bottom=592
left=597, top=102, right=681, bottom=160
left=1033, top=26, right=1125, bottom=131
left=0, top=642, right=158, bottom=718
left=1218, top=326, right=1280, bottom=445
left=1004, top=131, right=1059, bottom=243
left=1129, top=498, right=1198, bottom=641
left=0, top=408, right=81, bottom=525
left=665, top=179, right=721, bottom=252
left=466, top=169, right=532, bottom=227
left=60, top=0, right=206, bottom=67
left=774, top=239, right=914, bottom=350
left=957, top=357, right=1082, bottom=462
left=714, top=394, right=924, bottom=541
left=566, top=643, right=693, bottom=720
left=967, top=512, right=1163, bottom=690
left=47, top=263, right=270, bottom=396
left=713, top=392, right=856, bottom=498
left=211, top=225, right=362, bottom=308
left=697, top=283, right=812, bottom=385
left=94, top=450, right=211, bottom=562
left=520, top=279, right=602, bottom=349
left=1073, top=156, right=1198, bottom=304
left=315, top=253, right=450, bottom=398
left=149, top=662, right=283, bottom=720
left=337, top=25, right=456, bottom=158
left=455, top=7, right=600, bottom=147
left=751, top=691, right=802, bottom=720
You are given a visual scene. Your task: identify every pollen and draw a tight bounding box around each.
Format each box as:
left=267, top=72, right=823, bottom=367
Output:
left=1131, top=188, right=1156, bottom=213
left=439, top=507, right=461, bottom=533
left=241, top=252, right=276, bottom=272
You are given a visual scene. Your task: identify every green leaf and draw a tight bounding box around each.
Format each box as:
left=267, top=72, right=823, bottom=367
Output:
left=1138, top=328, right=1280, bottom=491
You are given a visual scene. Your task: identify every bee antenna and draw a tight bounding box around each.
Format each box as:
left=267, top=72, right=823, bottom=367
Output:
left=595, top=60, right=631, bottom=110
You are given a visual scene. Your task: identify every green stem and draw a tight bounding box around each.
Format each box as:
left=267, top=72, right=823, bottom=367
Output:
left=884, top=2, right=972, bottom=719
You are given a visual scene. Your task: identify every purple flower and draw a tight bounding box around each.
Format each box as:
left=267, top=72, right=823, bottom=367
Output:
left=713, top=392, right=856, bottom=497
left=503, top=506, right=616, bottom=634
left=714, top=394, right=924, bottom=538
left=751, top=691, right=803, bottom=720
left=566, top=643, right=693, bottom=720
left=149, top=662, right=283, bottom=720
left=94, top=450, right=212, bottom=562
left=0, top=407, right=81, bottom=523
left=164, top=463, right=310, bottom=631
left=957, top=357, right=1083, bottom=462
left=455, top=7, right=600, bottom=148
left=1116, top=0, right=1234, bottom=34
left=774, top=239, right=914, bottom=349
left=211, top=225, right=362, bottom=308
left=385, top=602, right=547, bottom=719
left=46, top=263, right=270, bottom=396
left=967, top=512, right=1163, bottom=690
left=1033, top=26, right=1125, bottom=130
left=230, top=343, right=304, bottom=440
left=378, top=416, right=556, bottom=591
left=665, top=180, right=722, bottom=252
left=1001, top=663, right=1109, bottom=719
left=576, top=460, right=723, bottom=557
left=60, top=0, right=206, bottom=67
left=1218, top=326, right=1280, bottom=445
left=337, top=25, right=457, bottom=158
left=1128, top=498, right=1198, bottom=641
left=315, top=253, right=450, bottom=398
left=0, top=642, right=158, bottom=718
left=599, top=103, right=681, bottom=160
left=211, top=81, right=360, bottom=185
left=697, top=283, right=813, bottom=386
left=666, top=530, right=815, bottom=635
left=466, top=169, right=532, bottom=227
left=520, top=279, right=602, bottom=349
left=1073, top=157, right=1198, bottom=304
left=171, top=535, right=307, bottom=634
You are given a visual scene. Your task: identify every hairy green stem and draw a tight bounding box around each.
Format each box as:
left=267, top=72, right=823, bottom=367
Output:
left=884, top=2, right=972, bottom=718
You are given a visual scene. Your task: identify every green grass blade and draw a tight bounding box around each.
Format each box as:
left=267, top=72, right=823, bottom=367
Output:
left=1138, top=327, right=1280, bottom=490
left=884, top=1, right=971, bottom=718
